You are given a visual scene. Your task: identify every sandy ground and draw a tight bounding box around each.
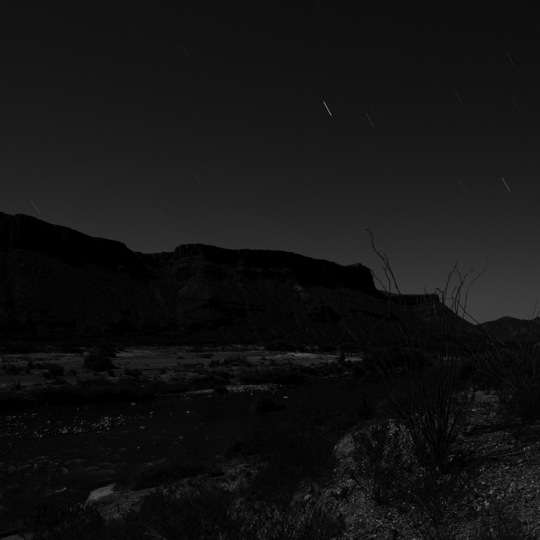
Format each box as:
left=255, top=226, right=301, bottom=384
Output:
left=0, top=347, right=362, bottom=390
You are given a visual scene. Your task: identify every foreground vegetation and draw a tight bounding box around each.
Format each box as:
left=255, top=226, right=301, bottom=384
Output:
left=12, top=333, right=540, bottom=540
left=5, top=240, right=540, bottom=538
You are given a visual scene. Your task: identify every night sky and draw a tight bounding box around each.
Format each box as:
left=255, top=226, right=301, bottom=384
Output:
left=2, top=2, right=539, bottom=324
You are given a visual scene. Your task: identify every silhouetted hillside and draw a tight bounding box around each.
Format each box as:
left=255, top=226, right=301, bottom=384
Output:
left=480, top=316, right=540, bottom=342
left=0, top=212, right=481, bottom=348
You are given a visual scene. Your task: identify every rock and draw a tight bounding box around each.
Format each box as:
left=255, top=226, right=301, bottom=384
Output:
left=86, top=484, right=117, bottom=506
left=91, top=487, right=155, bottom=520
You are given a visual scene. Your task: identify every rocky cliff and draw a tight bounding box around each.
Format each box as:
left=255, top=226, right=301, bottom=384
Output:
left=0, top=211, right=465, bottom=347
left=0, top=212, right=148, bottom=277
left=140, top=243, right=386, bottom=297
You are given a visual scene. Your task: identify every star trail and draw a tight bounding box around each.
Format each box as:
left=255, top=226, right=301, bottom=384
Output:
left=1, top=2, right=540, bottom=323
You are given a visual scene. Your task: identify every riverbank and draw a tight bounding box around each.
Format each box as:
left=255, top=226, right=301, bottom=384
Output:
left=0, top=346, right=378, bottom=538
left=0, top=346, right=365, bottom=410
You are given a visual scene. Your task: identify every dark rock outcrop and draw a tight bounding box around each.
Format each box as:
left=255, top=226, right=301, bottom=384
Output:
left=0, top=212, right=148, bottom=277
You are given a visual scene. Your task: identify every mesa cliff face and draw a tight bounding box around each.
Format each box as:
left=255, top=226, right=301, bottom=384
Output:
left=0, top=212, right=452, bottom=345
left=140, top=243, right=385, bottom=296
left=0, top=212, right=148, bottom=276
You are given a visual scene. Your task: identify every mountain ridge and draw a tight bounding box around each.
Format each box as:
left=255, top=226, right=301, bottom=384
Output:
left=0, top=211, right=482, bottom=347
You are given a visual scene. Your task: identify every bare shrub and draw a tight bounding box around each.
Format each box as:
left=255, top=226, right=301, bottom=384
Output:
left=392, top=467, right=479, bottom=540
left=383, top=363, right=476, bottom=472
left=350, top=418, right=415, bottom=505
left=83, top=351, right=115, bottom=372
left=479, top=335, right=540, bottom=424
left=366, top=229, right=481, bottom=473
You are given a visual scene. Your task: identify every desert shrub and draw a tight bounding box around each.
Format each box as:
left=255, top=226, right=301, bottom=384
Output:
left=113, top=486, right=235, bottom=539
left=350, top=419, right=414, bottom=505
left=93, top=340, right=117, bottom=357
left=365, top=231, right=480, bottom=473
left=222, top=354, right=250, bottom=367
left=458, top=357, right=477, bottom=381
left=483, top=346, right=540, bottom=423
left=3, top=363, right=22, bottom=375
left=83, top=351, right=115, bottom=372
left=361, top=350, right=391, bottom=379
left=382, top=362, right=476, bottom=473
left=350, top=419, right=481, bottom=538
left=213, top=382, right=229, bottom=394
left=45, top=364, right=65, bottom=379
left=122, top=367, right=143, bottom=378
left=232, top=488, right=345, bottom=539
left=391, top=465, right=480, bottom=540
